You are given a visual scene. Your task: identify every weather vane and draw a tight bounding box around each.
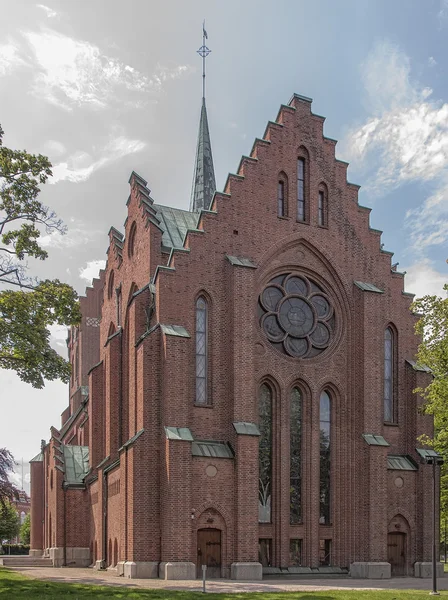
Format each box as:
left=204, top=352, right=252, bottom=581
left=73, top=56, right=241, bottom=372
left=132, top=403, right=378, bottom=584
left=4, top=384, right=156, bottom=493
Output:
left=197, top=20, right=211, bottom=100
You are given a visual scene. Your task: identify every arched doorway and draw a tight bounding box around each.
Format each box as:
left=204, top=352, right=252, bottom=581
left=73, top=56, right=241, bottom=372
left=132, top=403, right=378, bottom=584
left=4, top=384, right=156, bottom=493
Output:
left=197, top=528, right=221, bottom=579
left=387, top=531, right=406, bottom=576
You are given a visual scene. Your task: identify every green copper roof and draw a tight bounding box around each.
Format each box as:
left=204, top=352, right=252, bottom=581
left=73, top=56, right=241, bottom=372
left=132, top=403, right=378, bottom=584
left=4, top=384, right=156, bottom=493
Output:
left=416, top=448, right=440, bottom=459
left=190, top=98, right=216, bottom=213
left=387, top=455, right=417, bottom=471
left=233, top=422, right=261, bottom=436
left=62, top=445, right=89, bottom=485
left=192, top=441, right=234, bottom=459
left=362, top=434, right=389, bottom=446
left=354, top=281, right=384, bottom=293
left=30, top=452, right=43, bottom=463
left=164, top=426, right=194, bottom=441
left=153, top=204, right=199, bottom=249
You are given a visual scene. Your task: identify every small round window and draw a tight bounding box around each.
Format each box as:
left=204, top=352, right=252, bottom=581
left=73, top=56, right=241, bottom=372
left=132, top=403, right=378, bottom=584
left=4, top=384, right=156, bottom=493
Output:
left=258, top=273, right=335, bottom=358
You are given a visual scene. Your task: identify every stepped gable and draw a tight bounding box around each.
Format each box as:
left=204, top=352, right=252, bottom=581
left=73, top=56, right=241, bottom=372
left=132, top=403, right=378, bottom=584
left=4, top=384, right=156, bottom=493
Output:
left=158, top=92, right=409, bottom=301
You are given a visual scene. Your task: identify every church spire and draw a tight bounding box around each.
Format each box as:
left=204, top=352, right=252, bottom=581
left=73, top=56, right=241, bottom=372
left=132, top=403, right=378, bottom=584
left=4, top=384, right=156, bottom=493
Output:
left=190, top=22, right=216, bottom=213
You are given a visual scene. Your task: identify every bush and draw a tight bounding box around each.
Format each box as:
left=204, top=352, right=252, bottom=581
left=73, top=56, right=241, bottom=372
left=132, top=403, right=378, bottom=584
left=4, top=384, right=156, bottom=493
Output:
left=1, top=544, right=30, bottom=555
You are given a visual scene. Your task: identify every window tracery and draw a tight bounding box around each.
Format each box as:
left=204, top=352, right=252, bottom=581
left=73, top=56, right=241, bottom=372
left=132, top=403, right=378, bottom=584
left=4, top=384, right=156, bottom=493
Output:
left=196, top=297, right=208, bottom=404
left=259, top=273, right=335, bottom=358
left=259, top=383, right=272, bottom=523
left=290, top=387, right=302, bottom=523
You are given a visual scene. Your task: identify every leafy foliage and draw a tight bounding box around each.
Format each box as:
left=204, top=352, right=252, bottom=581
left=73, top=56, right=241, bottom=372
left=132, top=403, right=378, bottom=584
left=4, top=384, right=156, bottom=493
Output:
left=412, top=285, right=448, bottom=522
left=0, top=500, right=20, bottom=542
left=19, top=513, right=30, bottom=545
left=0, top=124, right=81, bottom=387
left=0, top=448, right=19, bottom=506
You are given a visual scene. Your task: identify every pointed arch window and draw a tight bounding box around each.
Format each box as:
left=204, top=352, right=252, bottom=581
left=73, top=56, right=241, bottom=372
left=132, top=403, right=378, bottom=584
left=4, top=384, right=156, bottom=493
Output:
left=290, top=387, right=302, bottom=524
left=318, top=184, right=328, bottom=227
left=259, top=383, right=272, bottom=523
left=384, top=327, right=396, bottom=422
left=297, top=158, right=306, bottom=221
left=319, top=391, right=331, bottom=525
left=195, top=297, right=208, bottom=405
left=277, top=172, right=288, bottom=217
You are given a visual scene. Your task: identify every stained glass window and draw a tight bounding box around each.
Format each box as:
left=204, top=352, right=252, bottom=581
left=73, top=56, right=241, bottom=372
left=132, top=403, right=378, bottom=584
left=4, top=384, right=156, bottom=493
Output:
left=196, top=297, right=208, bottom=404
left=259, top=273, right=334, bottom=359
left=290, top=387, right=302, bottom=524
left=259, top=538, right=272, bottom=566
left=297, top=158, right=305, bottom=221
left=259, top=384, right=272, bottom=523
left=384, top=327, right=394, bottom=422
left=319, top=539, right=331, bottom=565
left=319, top=391, right=331, bottom=525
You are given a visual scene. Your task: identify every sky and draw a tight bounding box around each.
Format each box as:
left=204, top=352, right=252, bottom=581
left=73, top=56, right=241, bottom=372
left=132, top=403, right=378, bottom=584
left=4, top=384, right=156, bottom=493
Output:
left=1, top=0, right=447, bottom=493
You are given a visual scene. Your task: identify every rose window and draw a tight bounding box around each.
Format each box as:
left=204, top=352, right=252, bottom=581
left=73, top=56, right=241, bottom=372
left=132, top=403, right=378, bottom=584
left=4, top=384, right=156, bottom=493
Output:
left=258, top=273, right=335, bottom=358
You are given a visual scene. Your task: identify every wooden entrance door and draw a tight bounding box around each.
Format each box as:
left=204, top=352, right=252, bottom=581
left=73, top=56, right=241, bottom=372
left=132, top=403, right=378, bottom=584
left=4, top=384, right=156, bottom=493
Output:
left=387, top=532, right=406, bottom=576
left=197, top=528, right=221, bottom=579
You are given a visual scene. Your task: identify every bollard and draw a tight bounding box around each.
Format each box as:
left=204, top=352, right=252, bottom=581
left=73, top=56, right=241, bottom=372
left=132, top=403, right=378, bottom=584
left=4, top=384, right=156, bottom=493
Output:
left=202, top=564, right=207, bottom=593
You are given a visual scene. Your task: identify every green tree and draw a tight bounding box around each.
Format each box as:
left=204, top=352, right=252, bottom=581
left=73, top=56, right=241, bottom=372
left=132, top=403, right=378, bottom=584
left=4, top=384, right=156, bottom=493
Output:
left=412, top=285, right=448, bottom=527
left=0, top=124, right=81, bottom=388
left=0, top=501, right=20, bottom=542
left=20, top=513, right=30, bottom=545
left=0, top=448, right=19, bottom=506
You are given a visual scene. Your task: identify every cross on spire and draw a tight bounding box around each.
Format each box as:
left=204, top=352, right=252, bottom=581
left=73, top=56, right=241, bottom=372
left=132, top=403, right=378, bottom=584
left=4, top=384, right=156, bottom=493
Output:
left=190, top=22, right=216, bottom=213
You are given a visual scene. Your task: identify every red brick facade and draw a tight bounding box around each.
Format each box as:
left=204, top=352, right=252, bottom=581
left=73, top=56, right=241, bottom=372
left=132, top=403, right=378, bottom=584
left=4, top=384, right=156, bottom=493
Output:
left=30, top=93, right=437, bottom=579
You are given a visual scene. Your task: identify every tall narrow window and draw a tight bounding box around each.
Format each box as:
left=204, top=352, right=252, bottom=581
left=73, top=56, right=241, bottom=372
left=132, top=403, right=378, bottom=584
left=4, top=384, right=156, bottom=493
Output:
left=297, top=158, right=305, bottom=221
left=384, top=327, right=394, bottom=422
left=259, top=383, right=272, bottom=523
left=278, top=180, right=285, bottom=217
left=290, top=387, right=302, bottom=524
left=195, top=297, right=208, bottom=404
left=318, top=190, right=327, bottom=226
left=319, top=391, right=331, bottom=525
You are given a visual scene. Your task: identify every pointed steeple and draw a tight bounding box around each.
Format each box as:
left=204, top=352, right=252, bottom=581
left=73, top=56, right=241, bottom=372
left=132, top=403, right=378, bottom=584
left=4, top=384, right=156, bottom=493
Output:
left=190, top=22, right=216, bottom=213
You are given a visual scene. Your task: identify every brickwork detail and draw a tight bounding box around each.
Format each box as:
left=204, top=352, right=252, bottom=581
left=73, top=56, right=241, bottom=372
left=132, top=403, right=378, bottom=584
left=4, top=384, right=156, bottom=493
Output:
left=30, top=93, right=436, bottom=580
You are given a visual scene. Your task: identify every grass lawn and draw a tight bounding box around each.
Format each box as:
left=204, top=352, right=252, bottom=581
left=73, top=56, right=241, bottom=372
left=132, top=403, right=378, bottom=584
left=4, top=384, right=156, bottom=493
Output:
left=1, top=568, right=448, bottom=600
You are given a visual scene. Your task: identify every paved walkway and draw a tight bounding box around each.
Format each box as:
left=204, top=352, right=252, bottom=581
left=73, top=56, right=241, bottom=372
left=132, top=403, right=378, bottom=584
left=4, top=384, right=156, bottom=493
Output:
left=8, top=566, right=448, bottom=593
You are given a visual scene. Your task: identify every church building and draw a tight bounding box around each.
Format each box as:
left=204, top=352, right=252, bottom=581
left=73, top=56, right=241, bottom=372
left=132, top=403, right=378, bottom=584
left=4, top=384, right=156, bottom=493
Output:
left=29, top=80, right=438, bottom=580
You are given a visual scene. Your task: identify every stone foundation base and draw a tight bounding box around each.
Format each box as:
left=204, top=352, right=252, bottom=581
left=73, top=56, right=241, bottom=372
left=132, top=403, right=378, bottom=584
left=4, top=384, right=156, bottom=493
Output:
left=49, top=547, right=90, bottom=568
left=29, top=549, right=44, bottom=557
left=124, top=561, right=159, bottom=578
left=95, top=559, right=106, bottom=570
left=350, top=562, right=391, bottom=579
left=65, top=547, right=90, bottom=568
left=49, top=547, right=63, bottom=567
left=159, top=561, right=196, bottom=580
left=117, top=561, right=126, bottom=576
left=230, top=562, right=263, bottom=580
left=414, top=562, right=444, bottom=578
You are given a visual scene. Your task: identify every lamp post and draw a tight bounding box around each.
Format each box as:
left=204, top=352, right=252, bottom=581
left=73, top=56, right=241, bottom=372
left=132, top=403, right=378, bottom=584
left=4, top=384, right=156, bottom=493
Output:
left=425, top=454, right=444, bottom=596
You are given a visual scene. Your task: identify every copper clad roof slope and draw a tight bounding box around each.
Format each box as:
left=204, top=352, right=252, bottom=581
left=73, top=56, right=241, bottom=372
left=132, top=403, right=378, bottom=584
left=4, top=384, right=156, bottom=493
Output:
left=62, top=445, right=89, bottom=485
left=190, top=98, right=216, bottom=213
left=154, top=204, right=200, bottom=249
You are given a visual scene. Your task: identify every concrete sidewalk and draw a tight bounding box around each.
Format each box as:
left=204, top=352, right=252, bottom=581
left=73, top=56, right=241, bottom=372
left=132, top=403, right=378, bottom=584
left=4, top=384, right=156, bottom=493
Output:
left=7, top=566, right=448, bottom=593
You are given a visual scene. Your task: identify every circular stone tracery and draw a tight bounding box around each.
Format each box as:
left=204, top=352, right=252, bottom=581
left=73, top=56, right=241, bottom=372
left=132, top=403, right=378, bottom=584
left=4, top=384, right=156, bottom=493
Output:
left=259, top=273, right=335, bottom=358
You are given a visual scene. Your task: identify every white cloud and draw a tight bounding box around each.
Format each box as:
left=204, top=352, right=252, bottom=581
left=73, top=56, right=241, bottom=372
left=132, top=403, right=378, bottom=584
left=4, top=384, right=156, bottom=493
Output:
left=428, top=56, right=437, bottom=67
left=79, top=259, right=106, bottom=285
left=0, top=41, right=28, bottom=76
left=340, top=40, right=448, bottom=254
left=42, top=139, right=66, bottom=157
left=48, top=324, right=68, bottom=350
left=50, top=135, right=146, bottom=184
left=39, top=225, right=102, bottom=249
left=439, top=0, right=448, bottom=26
left=36, top=4, right=57, bottom=18
left=404, top=259, right=447, bottom=299
left=21, top=29, right=192, bottom=110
